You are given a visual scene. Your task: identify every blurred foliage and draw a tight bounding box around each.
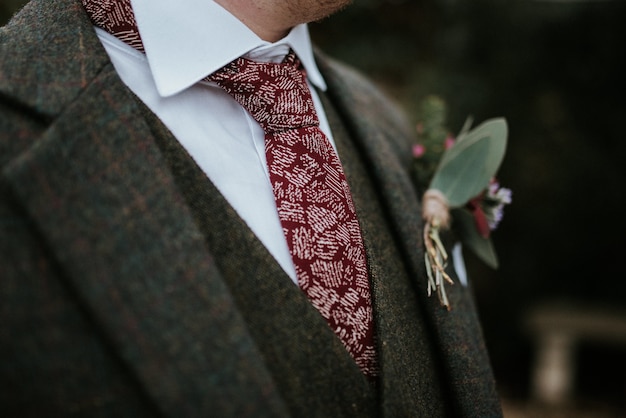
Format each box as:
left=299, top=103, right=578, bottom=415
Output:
left=3, top=0, right=626, bottom=408
left=411, top=95, right=449, bottom=189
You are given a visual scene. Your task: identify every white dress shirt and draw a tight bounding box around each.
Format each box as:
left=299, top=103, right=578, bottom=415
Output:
left=96, top=0, right=337, bottom=283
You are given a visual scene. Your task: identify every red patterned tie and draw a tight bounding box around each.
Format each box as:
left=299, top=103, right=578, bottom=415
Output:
left=82, top=0, right=145, bottom=52
left=81, top=0, right=378, bottom=378
left=209, top=54, right=378, bottom=377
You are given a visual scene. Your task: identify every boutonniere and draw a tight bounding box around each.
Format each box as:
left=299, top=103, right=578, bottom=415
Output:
left=411, top=96, right=511, bottom=310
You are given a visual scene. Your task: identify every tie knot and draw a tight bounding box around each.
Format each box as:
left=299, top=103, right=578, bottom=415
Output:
left=209, top=52, right=319, bottom=134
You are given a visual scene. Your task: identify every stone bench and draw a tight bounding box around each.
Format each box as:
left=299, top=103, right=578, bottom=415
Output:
left=525, top=302, right=626, bottom=404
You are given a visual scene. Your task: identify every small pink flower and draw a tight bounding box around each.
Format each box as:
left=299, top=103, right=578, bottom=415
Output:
left=412, top=144, right=426, bottom=158
left=444, top=135, right=456, bottom=150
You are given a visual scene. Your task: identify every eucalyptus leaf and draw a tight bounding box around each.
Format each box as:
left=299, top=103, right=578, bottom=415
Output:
left=452, top=208, right=499, bottom=269
left=430, top=118, right=508, bottom=207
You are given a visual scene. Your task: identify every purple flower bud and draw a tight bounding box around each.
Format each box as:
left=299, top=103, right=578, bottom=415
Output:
left=483, top=184, right=512, bottom=231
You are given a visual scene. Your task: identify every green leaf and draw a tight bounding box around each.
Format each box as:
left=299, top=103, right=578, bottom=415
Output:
left=452, top=208, right=499, bottom=269
left=430, top=118, right=508, bottom=207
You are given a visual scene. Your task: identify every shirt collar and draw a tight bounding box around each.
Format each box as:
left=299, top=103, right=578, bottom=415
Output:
left=131, top=0, right=327, bottom=97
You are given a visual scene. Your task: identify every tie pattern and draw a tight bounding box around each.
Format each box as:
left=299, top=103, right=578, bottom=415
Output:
left=209, top=55, right=378, bottom=377
left=81, top=0, right=145, bottom=52
left=81, top=0, right=378, bottom=378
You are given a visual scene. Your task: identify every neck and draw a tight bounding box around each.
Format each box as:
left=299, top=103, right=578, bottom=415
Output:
left=214, top=0, right=293, bottom=42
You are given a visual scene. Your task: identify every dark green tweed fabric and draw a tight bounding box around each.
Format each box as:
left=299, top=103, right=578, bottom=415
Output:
left=0, top=0, right=503, bottom=416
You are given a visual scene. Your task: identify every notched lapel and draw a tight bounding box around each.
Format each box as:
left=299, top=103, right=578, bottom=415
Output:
left=316, top=51, right=426, bottom=297
left=317, top=52, right=502, bottom=415
left=2, top=65, right=288, bottom=417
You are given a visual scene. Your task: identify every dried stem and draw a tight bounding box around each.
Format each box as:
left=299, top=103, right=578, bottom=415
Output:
left=424, top=218, right=454, bottom=310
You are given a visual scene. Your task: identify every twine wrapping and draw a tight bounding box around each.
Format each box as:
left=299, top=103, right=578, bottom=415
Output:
left=422, top=189, right=450, bottom=229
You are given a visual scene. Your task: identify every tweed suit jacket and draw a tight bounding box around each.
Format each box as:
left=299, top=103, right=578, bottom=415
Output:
left=0, top=0, right=503, bottom=417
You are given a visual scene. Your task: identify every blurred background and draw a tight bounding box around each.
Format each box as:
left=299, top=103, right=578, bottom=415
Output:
left=3, top=0, right=626, bottom=416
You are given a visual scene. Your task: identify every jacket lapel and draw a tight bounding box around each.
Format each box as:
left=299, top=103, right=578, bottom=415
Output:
left=321, top=91, right=451, bottom=417
left=2, top=1, right=288, bottom=416
left=316, top=51, right=502, bottom=416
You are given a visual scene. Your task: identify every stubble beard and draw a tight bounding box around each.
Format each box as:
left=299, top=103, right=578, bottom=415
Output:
left=289, top=0, right=353, bottom=24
